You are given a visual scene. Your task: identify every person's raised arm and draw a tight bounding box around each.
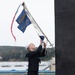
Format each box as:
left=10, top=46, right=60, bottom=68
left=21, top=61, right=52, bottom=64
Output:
left=26, top=41, right=43, bottom=57
left=39, top=41, right=47, bottom=57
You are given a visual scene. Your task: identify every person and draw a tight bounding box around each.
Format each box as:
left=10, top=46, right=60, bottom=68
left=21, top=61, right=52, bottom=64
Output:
left=25, top=40, right=47, bottom=75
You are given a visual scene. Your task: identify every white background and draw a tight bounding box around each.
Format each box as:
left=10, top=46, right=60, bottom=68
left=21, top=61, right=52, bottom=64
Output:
left=0, top=0, right=55, bottom=47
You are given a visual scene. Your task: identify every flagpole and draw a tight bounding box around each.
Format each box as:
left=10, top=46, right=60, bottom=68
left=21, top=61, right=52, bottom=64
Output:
left=22, top=2, right=53, bottom=47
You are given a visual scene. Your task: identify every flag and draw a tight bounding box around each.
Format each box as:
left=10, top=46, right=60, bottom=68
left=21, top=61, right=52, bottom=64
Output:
left=16, top=9, right=31, bottom=33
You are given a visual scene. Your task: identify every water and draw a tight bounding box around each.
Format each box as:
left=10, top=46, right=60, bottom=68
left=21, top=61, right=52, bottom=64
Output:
left=0, top=73, right=55, bottom=75
left=0, top=61, right=55, bottom=75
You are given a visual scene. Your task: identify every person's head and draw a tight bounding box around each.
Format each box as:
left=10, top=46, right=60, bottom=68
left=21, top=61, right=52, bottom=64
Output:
left=26, top=43, right=36, bottom=51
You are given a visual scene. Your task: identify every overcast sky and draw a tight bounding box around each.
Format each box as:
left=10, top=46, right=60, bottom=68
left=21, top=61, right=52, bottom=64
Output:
left=0, top=0, right=55, bottom=47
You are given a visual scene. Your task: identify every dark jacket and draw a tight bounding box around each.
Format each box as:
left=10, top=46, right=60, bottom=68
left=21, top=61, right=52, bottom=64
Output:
left=26, top=45, right=47, bottom=72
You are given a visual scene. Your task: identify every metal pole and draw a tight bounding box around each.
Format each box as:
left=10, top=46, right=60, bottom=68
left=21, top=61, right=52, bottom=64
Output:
left=22, top=2, right=53, bottom=47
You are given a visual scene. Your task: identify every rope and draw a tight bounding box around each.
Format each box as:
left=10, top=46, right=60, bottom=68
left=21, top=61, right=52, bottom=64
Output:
left=10, top=4, right=21, bottom=42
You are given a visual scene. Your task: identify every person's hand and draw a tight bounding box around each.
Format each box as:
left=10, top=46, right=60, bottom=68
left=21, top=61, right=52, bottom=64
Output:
left=40, top=40, right=43, bottom=45
left=44, top=42, right=46, bottom=48
left=44, top=43, right=46, bottom=48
